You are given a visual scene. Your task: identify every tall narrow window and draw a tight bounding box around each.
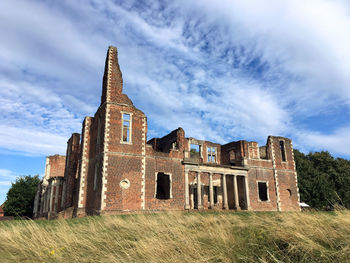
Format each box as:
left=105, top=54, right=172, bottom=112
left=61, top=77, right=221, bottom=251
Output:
left=122, top=113, right=131, bottom=143
left=279, top=140, right=286, bottom=161
left=207, top=147, right=216, bottom=163
left=207, top=186, right=218, bottom=204
left=96, top=117, right=101, bottom=153
left=156, top=173, right=171, bottom=199
left=93, top=164, right=98, bottom=191
left=258, top=182, right=268, bottom=201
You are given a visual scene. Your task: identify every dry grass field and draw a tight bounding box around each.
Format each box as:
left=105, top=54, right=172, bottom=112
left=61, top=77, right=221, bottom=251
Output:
left=0, top=210, right=350, bottom=262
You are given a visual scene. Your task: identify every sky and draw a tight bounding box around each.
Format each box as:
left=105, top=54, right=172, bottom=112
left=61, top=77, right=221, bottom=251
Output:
left=1, top=0, right=350, bottom=204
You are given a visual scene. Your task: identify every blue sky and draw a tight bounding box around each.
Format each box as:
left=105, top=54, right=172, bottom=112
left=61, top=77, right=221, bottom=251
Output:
left=1, top=0, right=350, bottom=204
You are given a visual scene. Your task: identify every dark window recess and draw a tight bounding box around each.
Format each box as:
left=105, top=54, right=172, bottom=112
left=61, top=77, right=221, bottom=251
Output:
left=279, top=140, right=286, bottom=161
left=156, top=173, right=170, bottom=199
left=207, top=186, right=218, bottom=204
left=258, top=182, right=268, bottom=201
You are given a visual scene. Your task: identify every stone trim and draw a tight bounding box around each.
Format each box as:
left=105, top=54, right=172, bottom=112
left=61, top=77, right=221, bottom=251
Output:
left=141, top=117, right=146, bottom=209
left=44, top=157, right=51, bottom=181
left=249, top=166, right=294, bottom=172
left=104, top=151, right=182, bottom=161
left=106, top=47, right=113, bottom=102
left=184, top=164, right=248, bottom=176
left=290, top=141, right=301, bottom=211
left=183, top=161, right=249, bottom=170
left=101, top=103, right=111, bottom=211
left=100, top=48, right=113, bottom=211
left=78, top=117, right=91, bottom=209
left=270, top=137, right=281, bottom=211
left=248, top=159, right=272, bottom=162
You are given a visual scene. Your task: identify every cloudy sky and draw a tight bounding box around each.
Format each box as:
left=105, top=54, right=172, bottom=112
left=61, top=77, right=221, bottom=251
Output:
left=1, top=0, right=350, bottom=204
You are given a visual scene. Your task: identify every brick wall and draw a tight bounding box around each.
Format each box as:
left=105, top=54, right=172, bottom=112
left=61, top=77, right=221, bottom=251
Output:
left=34, top=46, right=301, bottom=218
left=62, top=133, right=80, bottom=210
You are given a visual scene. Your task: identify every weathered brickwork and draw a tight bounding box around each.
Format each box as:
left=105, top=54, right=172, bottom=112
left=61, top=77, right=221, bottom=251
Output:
left=33, top=46, right=300, bottom=219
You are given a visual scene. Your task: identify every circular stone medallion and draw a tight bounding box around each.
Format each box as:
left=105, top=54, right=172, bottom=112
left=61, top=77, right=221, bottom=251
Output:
left=120, top=179, right=130, bottom=189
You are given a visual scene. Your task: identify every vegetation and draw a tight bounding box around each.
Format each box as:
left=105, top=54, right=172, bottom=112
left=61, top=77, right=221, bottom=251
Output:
left=1, top=211, right=350, bottom=262
left=294, top=150, right=350, bottom=209
left=3, top=175, right=40, bottom=218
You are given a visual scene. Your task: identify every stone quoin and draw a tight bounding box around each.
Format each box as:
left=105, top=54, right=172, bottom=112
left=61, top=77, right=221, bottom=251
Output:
left=33, top=46, right=300, bottom=219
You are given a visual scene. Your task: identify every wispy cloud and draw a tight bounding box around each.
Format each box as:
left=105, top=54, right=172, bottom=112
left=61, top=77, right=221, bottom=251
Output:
left=0, top=169, right=20, bottom=204
left=0, top=0, right=349, bottom=159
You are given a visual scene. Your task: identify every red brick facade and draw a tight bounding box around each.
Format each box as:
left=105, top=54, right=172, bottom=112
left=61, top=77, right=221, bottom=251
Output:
left=33, top=46, right=300, bottom=219
left=0, top=203, right=4, bottom=217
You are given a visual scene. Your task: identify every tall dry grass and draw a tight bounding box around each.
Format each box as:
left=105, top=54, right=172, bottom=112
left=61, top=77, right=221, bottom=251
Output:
left=0, top=210, right=350, bottom=262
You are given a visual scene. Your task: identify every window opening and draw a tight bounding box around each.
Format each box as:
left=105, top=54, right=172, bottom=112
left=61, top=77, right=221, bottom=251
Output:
left=156, top=173, right=170, bottom=199
left=171, top=141, right=178, bottom=149
left=258, top=182, right=268, bottom=201
left=190, top=144, right=200, bottom=161
left=206, top=186, right=218, bottom=204
left=229, top=149, right=236, bottom=165
left=207, top=147, right=216, bottom=163
left=96, top=117, right=101, bottom=153
left=190, top=144, right=200, bottom=157
left=279, top=140, right=286, bottom=162
left=122, top=113, right=131, bottom=142
left=93, top=164, right=98, bottom=191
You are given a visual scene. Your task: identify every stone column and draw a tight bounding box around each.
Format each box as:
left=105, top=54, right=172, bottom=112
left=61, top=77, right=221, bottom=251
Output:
left=49, top=183, right=54, bottom=212
left=185, top=170, right=190, bottom=209
left=197, top=172, right=203, bottom=209
left=190, top=187, right=194, bottom=209
left=42, top=191, right=46, bottom=214
left=222, top=174, right=228, bottom=209
left=61, top=179, right=67, bottom=210
left=234, top=175, right=240, bottom=210
left=209, top=173, right=214, bottom=209
left=54, top=180, right=60, bottom=213
left=244, top=176, right=251, bottom=210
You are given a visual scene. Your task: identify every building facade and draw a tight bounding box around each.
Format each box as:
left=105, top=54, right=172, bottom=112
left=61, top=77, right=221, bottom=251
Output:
left=33, top=46, right=300, bottom=219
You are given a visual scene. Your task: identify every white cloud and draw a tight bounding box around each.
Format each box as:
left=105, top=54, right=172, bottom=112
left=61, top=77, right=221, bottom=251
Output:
left=295, top=126, right=350, bottom=156
left=188, top=0, right=350, bottom=113
left=0, top=125, right=67, bottom=155
left=0, top=169, right=20, bottom=204
left=0, top=0, right=349, bottom=159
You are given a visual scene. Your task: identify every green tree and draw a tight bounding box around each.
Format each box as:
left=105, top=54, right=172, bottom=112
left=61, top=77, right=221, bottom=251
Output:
left=294, top=149, right=350, bottom=209
left=3, top=175, right=40, bottom=218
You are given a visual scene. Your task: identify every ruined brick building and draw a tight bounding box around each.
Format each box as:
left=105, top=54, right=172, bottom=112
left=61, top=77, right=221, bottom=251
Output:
left=33, top=46, right=300, bottom=219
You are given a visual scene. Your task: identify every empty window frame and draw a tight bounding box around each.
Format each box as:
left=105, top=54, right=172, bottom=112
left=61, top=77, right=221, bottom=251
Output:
left=258, top=182, right=269, bottom=201
left=93, top=164, right=99, bottom=191
left=171, top=141, right=178, bottom=150
left=155, top=172, right=171, bottom=200
left=122, top=113, right=131, bottom=143
left=96, top=117, right=102, bottom=153
left=279, top=140, right=286, bottom=161
left=207, top=147, right=216, bottom=163
left=206, top=186, right=218, bottom=204
left=190, top=144, right=200, bottom=156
